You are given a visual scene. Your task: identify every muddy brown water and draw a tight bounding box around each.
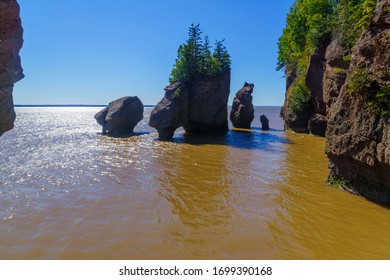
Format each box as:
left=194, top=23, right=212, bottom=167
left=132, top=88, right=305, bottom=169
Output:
left=1, top=107, right=390, bottom=259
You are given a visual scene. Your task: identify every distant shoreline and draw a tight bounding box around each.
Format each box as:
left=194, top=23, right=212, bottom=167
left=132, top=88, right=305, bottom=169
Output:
left=15, top=104, right=281, bottom=108
left=14, top=104, right=156, bottom=108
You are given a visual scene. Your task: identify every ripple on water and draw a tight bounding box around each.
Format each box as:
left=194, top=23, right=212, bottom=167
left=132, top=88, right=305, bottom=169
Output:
left=1, top=107, right=390, bottom=259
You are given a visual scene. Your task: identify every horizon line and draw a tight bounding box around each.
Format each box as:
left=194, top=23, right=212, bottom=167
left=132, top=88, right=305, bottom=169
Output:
left=15, top=104, right=282, bottom=107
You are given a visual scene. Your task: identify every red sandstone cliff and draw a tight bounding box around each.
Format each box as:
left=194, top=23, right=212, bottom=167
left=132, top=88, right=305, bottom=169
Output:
left=325, top=0, right=390, bottom=204
left=0, top=0, right=24, bottom=136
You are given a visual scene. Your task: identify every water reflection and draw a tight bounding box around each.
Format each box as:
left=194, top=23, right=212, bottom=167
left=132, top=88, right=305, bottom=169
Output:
left=173, top=129, right=292, bottom=152
left=269, top=132, right=390, bottom=259
left=4, top=107, right=390, bottom=259
left=149, top=140, right=236, bottom=258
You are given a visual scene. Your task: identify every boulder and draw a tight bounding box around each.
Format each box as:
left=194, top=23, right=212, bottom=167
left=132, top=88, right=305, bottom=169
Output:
left=95, top=96, right=143, bottom=136
left=94, top=107, right=108, bottom=133
left=149, top=81, right=189, bottom=140
left=0, top=0, right=24, bottom=137
left=230, top=82, right=255, bottom=129
left=308, top=113, right=327, bottom=137
left=260, top=115, right=269, bottom=130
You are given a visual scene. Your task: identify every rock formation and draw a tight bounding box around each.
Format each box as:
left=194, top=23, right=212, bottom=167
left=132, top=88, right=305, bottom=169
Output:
left=150, top=69, right=231, bottom=139
left=308, top=113, right=327, bottom=137
left=281, top=71, right=315, bottom=134
left=260, top=115, right=269, bottom=131
left=0, top=0, right=24, bottom=136
left=95, top=96, right=144, bottom=137
left=184, top=69, right=231, bottom=134
left=282, top=40, right=348, bottom=136
left=230, top=82, right=254, bottom=129
left=326, top=0, right=390, bottom=204
left=149, top=81, right=189, bottom=140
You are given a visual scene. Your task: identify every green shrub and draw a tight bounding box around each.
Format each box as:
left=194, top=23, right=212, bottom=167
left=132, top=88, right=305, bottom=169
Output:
left=368, top=82, right=390, bottom=117
left=277, top=0, right=377, bottom=78
left=348, top=68, right=390, bottom=117
left=334, top=0, right=377, bottom=51
left=172, top=86, right=182, bottom=99
left=332, top=67, right=348, bottom=75
left=347, top=68, right=373, bottom=94
left=289, top=79, right=312, bottom=113
left=169, top=24, right=231, bottom=83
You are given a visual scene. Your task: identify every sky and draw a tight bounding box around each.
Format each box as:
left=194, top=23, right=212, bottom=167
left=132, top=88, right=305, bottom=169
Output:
left=15, top=0, right=294, bottom=106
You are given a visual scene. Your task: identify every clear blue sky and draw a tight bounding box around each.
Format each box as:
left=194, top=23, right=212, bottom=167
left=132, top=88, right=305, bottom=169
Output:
left=15, top=0, right=294, bottom=106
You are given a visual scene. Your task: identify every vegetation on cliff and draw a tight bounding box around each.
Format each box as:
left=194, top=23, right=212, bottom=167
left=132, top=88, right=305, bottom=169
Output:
left=277, top=0, right=378, bottom=112
left=170, top=24, right=231, bottom=83
left=348, top=68, right=390, bottom=117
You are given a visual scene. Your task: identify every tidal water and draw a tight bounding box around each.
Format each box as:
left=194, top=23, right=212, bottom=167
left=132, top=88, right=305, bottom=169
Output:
left=1, top=106, right=390, bottom=259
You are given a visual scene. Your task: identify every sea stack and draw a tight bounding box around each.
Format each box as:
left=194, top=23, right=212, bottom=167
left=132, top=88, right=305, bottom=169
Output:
left=260, top=115, right=269, bottom=130
left=149, top=81, right=189, bottom=140
left=230, top=82, right=255, bottom=129
left=95, top=96, right=144, bottom=137
left=0, top=0, right=24, bottom=137
left=150, top=69, right=231, bottom=139
left=184, top=69, right=231, bottom=134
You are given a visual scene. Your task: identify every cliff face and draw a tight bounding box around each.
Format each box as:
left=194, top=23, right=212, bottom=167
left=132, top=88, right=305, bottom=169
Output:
left=282, top=71, right=315, bottom=134
left=0, top=0, right=24, bottom=136
left=326, top=0, right=390, bottom=204
left=281, top=0, right=390, bottom=204
left=282, top=39, right=348, bottom=136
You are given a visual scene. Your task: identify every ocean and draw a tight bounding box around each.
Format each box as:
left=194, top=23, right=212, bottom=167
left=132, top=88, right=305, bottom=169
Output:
left=1, top=106, right=390, bottom=259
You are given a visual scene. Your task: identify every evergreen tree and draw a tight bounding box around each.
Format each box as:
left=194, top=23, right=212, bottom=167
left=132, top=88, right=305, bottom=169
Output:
left=199, top=35, right=213, bottom=76
left=213, top=39, right=231, bottom=73
left=170, top=24, right=231, bottom=83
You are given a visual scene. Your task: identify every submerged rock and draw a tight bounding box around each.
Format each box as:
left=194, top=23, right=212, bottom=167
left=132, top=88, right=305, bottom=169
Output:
left=0, top=0, right=24, bottom=137
left=95, top=96, right=143, bottom=136
left=260, top=115, right=269, bottom=130
left=230, top=82, right=255, bottom=129
left=149, top=81, right=189, bottom=140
